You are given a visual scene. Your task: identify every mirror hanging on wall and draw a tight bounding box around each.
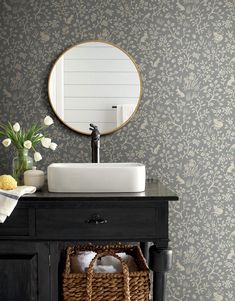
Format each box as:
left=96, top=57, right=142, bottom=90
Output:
left=48, top=41, right=142, bottom=135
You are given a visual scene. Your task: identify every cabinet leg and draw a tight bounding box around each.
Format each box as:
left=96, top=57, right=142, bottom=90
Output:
left=152, top=272, right=167, bottom=301
left=149, top=245, right=172, bottom=301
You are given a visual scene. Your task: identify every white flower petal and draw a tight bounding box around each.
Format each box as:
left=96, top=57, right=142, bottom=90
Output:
left=2, top=138, right=11, bottom=147
left=41, top=137, right=51, bottom=148
left=50, top=142, right=57, bottom=151
left=13, top=122, right=20, bottom=132
left=44, top=116, right=53, bottom=126
left=34, top=152, right=42, bottom=162
left=24, top=140, right=32, bottom=149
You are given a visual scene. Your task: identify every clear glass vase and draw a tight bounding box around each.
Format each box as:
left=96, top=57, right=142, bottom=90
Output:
left=12, top=149, right=33, bottom=185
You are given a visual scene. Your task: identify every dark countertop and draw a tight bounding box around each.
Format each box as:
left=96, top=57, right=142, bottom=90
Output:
left=20, top=179, right=178, bottom=203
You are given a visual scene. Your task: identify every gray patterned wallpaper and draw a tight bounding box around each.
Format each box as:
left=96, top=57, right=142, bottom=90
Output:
left=0, top=0, right=234, bottom=300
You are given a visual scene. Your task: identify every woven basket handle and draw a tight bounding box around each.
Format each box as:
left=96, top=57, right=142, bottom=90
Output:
left=86, top=251, right=131, bottom=301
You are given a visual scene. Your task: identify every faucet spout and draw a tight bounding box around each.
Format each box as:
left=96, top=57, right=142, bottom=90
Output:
left=89, top=123, right=100, bottom=163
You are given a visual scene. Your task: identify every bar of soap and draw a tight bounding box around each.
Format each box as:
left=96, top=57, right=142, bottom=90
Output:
left=0, top=175, right=17, bottom=190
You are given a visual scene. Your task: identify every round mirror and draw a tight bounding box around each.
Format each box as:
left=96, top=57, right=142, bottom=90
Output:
left=48, top=41, right=142, bottom=135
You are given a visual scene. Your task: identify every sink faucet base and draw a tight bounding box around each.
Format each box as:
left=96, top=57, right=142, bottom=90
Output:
left=89, top=124, right=100, bottom=163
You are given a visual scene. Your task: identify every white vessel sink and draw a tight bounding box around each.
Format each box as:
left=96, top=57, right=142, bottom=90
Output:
left=47, top=163, right=145, bottom=193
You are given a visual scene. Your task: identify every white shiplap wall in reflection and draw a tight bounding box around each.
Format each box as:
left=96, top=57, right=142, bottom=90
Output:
left=63, top=42, right=140, bottom=133
left=49, top=56, right=64, bottom=118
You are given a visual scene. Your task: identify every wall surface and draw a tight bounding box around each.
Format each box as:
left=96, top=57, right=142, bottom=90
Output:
left=0, top=0, right=234, bottom=300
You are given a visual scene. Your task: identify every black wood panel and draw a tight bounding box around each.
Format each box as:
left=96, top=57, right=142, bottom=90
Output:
left=0, top=254, right=37, bottom=301
left=36, top=207, right=157, bottom=239
left=0, top=209, right=34, bottom=236
left=0, top=242, right=50, bottom=301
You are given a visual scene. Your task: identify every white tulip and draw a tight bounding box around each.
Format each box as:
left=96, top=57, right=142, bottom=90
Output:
left=24, top=140, right=32, bottom=149
left=13, top=122, right=20, bottom=132
left=50, top=142, right=57, bottom=151
left=2, top=138, right=11, bottom=147
left=44, top=116, right=53, bottom=126
left=41, top=137, right=51, bottom=148
left=34, top=152, right=42, bottom=162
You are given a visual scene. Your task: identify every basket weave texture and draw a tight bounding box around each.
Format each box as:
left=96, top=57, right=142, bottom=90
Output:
left=63, top=244, right=150, bottom=301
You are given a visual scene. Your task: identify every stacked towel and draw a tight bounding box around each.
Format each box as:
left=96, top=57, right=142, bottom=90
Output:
left=0, top=186, right=36, bottom=223
left=70, top=251, right=97, bottom=273
left=70, top=251, right=138, bottom=273
left=101, top=252, right=138, bottom=272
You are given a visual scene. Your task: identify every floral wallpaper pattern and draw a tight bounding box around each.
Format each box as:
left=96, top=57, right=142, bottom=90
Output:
left=0, top=0, right=234, bottom=300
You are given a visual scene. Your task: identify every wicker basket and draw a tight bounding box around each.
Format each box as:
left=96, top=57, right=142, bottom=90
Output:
left=63, top=244, right=150, bottom=301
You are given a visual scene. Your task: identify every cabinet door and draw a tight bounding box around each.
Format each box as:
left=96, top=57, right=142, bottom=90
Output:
left=0, top=242, right=50, bottom=301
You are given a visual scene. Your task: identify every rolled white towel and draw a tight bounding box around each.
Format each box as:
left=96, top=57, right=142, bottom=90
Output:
left=101, top=252, right=138, bottom=272
left=70, top=251, right=97, bottom=273
left=93, top=265, right=118, bottom=273
left=101, top=253, right=125, bottom=271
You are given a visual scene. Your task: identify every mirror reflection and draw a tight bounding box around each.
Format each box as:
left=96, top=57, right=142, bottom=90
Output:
left=48, top=41, right=142, bottom=135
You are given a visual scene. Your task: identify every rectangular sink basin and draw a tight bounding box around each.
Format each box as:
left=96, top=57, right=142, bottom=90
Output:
left=47, top=163, right=145, bottom=193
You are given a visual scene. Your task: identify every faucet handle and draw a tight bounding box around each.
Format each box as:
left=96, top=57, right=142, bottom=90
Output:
left=89, top=123, right=97, bottom=131
left=89, top=123, right=100, bottom=137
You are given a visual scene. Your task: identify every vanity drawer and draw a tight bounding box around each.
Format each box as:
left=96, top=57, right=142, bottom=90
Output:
left=0, top=209, right=34, bottom=237
left=36, top=208, right=157, bottom=239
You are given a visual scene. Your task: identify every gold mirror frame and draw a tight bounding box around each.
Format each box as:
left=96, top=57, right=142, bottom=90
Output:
left=48, top=40, right=142, bottom=136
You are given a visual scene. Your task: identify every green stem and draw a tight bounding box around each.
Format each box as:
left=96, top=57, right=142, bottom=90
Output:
left=12, top=149, right=33, bottom=184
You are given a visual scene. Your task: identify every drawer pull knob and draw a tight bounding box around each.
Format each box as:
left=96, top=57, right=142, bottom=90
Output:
left=85, top=214, right=108, bottom=224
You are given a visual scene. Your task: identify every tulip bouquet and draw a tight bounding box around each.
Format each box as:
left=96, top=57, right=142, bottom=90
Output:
left=0, top=116, right=57, bottom=183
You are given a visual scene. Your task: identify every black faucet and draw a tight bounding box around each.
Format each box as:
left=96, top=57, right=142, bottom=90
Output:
left=89, top=123, right=100, bottom=163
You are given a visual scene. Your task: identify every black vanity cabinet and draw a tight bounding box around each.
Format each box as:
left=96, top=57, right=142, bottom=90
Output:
left=0, top=208, right=50, bottom=301
left=0, top=181, right=178, bottom=301
left=0, top=241, right=50, bottom=301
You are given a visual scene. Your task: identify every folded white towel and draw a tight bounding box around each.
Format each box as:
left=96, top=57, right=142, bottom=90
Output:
left=101, top=252, right=138, bottom=272
left=93, top=265, right=117, bottom=273
left=70, top=251, right=97, bottom=273
left=0, top=186, right=36, bottom=223
left=116, top=104, right=136, bottom=126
